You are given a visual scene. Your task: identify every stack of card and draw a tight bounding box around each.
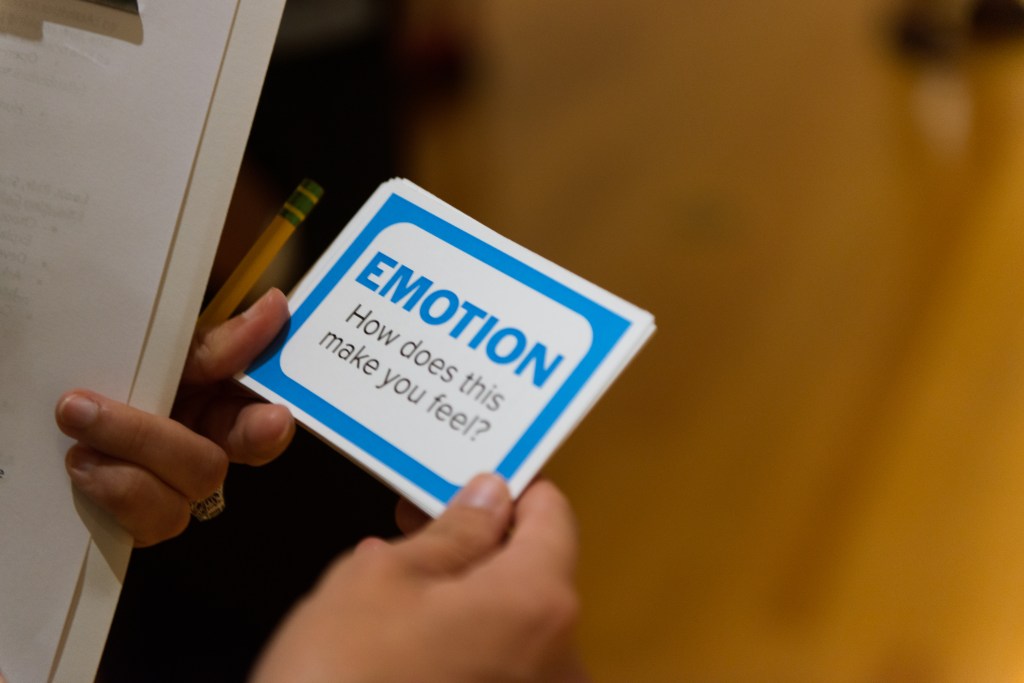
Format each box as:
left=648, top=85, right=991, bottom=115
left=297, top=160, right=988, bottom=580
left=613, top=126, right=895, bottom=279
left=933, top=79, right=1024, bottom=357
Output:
left=240, top=179, right=655, bottom=515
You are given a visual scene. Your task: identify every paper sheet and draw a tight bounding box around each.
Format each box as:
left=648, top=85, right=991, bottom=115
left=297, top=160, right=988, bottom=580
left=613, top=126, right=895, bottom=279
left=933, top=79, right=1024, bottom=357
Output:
left=0, top=1, right=283, bottom=680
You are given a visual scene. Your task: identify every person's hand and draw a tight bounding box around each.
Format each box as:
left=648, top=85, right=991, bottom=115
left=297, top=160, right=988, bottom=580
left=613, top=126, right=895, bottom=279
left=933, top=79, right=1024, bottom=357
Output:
left=251, top=474, right=589, bottom=683
left=54, top=288, right=294, bottom=547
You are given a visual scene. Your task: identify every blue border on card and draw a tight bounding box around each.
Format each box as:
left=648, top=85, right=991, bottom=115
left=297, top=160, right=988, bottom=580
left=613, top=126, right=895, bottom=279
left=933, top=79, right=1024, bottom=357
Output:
left=247, top=193, right=631, bottom=504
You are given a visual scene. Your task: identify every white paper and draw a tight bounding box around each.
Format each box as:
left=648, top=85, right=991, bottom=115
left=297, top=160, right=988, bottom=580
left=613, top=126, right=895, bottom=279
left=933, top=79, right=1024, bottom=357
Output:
left=0, top=1, right=279, bottom=680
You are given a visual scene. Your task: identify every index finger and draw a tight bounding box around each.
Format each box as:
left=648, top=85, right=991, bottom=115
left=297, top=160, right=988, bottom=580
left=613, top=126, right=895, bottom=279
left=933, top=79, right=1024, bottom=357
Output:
left=55, top=390, right=226, bottom=501
left=503, top=480, right=579, bottom=580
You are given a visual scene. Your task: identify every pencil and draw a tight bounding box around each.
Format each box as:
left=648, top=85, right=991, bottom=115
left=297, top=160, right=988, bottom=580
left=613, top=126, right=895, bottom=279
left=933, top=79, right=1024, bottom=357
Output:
left=189, top=178, right=322, bottom=521
left=197, top=178, right=323, bottom=331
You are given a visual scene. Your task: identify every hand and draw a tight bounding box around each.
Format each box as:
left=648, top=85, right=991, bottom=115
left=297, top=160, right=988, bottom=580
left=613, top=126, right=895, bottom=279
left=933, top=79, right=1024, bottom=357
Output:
left=54, top=288, right=294, bottom=547
left=251, top=475, right=589, bottom=683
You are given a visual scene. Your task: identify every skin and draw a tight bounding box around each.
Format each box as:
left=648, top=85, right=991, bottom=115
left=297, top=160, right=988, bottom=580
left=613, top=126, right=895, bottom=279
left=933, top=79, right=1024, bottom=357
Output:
left=252, top=474, right=590, bottom=683
left=54, top=288, right=295, bottom=547
left=52, top=288, right=589, bottom=680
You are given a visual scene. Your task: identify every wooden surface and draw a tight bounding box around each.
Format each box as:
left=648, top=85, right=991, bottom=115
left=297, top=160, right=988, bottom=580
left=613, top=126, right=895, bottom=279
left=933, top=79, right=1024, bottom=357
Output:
left=406, top=2, right=1024, bottom=680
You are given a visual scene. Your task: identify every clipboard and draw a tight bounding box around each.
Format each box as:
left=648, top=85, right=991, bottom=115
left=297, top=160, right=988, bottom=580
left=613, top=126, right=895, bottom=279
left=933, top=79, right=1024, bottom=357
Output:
left=0, top=1, right=287, bottom=680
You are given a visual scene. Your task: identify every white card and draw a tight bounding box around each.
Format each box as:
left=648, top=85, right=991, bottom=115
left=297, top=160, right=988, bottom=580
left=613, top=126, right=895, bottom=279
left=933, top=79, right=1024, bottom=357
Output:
left=239, top=179, right=655, bottom=515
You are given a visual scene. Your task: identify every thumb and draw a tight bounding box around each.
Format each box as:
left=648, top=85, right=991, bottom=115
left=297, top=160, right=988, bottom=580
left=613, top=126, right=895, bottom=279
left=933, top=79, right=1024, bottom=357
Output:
left=395, top=473, right=513, bottom=577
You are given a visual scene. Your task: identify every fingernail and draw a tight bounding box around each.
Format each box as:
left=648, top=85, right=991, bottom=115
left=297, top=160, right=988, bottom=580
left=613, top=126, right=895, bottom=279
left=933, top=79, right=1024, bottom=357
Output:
left=67, top=448, right=100, bottom=476
left=451, top=473, right=508, bottom=511
left=58, top=394, right=100, bottom=429
left=241, top=288, right=275, bottom=320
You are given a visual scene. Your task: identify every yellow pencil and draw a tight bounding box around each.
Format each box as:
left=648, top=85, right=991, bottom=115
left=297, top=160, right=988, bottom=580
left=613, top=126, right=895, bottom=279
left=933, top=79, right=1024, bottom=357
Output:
left=189, top=178, right=322, bottom=522
left=197, top=178, right=324, bottom=331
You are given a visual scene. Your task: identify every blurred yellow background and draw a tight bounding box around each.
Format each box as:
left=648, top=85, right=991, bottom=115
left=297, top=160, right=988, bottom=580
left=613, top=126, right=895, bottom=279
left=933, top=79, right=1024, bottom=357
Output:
left=404, top=1, right=1024, bottom=680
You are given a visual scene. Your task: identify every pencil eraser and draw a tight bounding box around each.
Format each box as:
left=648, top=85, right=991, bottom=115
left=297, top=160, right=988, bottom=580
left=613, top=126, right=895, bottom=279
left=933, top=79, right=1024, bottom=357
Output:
left=238, top=179, right=655, bottom=516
